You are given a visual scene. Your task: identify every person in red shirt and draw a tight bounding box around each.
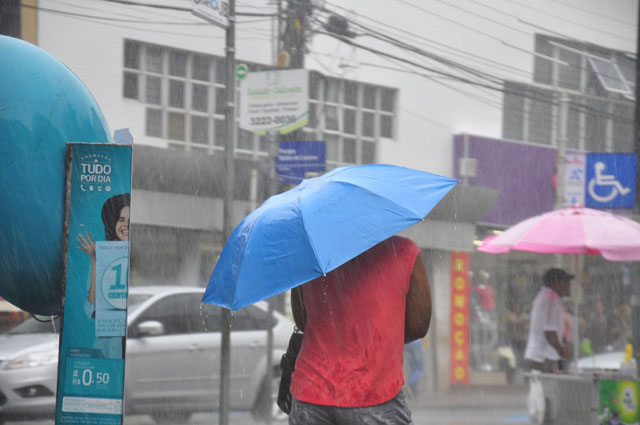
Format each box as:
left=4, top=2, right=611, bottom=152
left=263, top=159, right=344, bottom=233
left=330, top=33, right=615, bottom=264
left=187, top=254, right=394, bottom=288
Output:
left=290, top=236, right=431, bottom=424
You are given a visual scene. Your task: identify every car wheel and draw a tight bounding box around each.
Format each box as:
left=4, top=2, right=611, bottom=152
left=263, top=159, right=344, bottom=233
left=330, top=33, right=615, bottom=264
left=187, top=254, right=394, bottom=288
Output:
left=252, top=367, right=289, bottom=423
left=151, top=411, right=192, bottom=425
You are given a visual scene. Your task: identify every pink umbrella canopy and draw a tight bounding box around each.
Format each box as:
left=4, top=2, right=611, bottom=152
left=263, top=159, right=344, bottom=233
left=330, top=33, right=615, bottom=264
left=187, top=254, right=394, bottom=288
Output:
left=478, top=207, right=640, bottom=261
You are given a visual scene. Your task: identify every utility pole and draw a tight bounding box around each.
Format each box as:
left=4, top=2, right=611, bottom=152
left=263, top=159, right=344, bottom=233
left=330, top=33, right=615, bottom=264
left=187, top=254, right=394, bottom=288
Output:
left=220, top=0, right=236, bottom=423
left=555, top=91, right=570, bottom=210
left=260, top=5, right=311, bottom=418
left=268, top=0, right=311, bottom=314
left=282, top=0, right=309, bottom=69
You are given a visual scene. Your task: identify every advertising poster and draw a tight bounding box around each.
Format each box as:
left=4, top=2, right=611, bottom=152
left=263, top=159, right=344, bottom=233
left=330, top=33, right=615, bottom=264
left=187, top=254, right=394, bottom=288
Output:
left=55, top=143, right=132, bottom=425
left=599, top=380, right=639, bottom=425
left=450, top=251, right=470, bottom=385
left=239, top=69, right=309, bottom=135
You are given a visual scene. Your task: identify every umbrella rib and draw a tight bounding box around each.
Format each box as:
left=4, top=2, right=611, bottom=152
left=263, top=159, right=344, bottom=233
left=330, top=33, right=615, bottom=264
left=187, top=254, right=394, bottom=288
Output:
left=296, top=187, right=325, bottom=276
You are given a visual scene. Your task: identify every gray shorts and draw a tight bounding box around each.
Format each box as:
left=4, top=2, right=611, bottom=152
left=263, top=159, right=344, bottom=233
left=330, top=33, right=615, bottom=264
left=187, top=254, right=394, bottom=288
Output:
left=289, top=390, right=414, bottom=425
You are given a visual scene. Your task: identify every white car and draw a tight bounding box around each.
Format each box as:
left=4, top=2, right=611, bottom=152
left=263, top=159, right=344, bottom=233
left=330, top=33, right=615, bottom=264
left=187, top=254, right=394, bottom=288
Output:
left=0, top=286, right=293, bottom=424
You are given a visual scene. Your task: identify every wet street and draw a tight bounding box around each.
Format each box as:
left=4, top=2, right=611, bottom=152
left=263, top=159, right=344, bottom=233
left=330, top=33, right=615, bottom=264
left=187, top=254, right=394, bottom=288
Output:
left=6, top=382, right=532, bottom=425
left=7, top=406, right=531, bottom=425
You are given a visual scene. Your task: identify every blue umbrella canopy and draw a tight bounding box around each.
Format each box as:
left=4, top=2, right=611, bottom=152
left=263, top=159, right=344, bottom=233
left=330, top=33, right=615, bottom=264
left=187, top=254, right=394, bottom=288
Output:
left=203, top=164, right=458, bottom=310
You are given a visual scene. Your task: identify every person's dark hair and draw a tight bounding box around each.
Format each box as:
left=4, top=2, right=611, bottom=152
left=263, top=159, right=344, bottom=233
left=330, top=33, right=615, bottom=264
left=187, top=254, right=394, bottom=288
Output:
left=101, top=193, right=130, bottom=241
left=543, top=268, right=574, bottom=287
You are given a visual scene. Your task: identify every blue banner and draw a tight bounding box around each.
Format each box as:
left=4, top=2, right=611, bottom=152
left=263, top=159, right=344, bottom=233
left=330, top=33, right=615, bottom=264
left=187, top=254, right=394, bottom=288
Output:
left=55, top=143, right=132, bottom=425
left=276, top=141, right=326, bottom=184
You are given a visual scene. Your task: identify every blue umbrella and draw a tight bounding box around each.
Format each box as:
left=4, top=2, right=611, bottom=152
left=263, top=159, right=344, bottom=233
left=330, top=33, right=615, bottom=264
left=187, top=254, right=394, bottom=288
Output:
left=202, top=164, right=458, bottom=310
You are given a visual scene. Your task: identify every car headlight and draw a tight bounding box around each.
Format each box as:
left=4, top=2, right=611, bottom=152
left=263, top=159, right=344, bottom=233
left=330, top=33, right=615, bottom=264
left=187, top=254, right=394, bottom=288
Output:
left=5, top=349, right=58, bottom=370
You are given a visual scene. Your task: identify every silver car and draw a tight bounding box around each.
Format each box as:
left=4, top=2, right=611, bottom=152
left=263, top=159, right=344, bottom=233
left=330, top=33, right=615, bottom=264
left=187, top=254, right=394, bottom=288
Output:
left=0, top=286, right=293, bottom=424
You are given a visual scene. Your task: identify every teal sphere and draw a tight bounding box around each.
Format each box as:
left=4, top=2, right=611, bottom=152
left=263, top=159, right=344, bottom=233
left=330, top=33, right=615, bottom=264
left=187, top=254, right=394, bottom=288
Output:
left=0, top=36, right=110, bottom=315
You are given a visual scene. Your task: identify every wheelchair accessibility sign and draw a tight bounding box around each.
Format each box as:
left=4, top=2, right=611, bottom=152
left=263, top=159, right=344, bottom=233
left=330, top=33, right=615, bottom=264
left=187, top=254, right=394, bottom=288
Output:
left=585, top=153, right=636, bottom=209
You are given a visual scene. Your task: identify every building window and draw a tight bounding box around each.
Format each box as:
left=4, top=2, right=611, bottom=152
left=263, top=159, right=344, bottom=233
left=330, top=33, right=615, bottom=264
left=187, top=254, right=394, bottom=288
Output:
left=123, top=72, right=139, bottom=99
left=307, top=75, right=396, bottom=167
left=167, top=112, right=185, bottom=141
left=146, top=108, right=163, bottom=138
left=124, top=41, right=140, bottom=69
left=123, top=41, right=397, bottom=161
left=169, top=80, right=185, bottom=108
left=192, top=84, right=209, bottom=112
left=169, top=51, right=187, bottom=77
left=343, top=137, right=356, bottom=163
left=191, top=116, right=209, bottom=145
left=145, top=76, right=162, bottom=105
left=145, top=46, right=163, bottom=74
left=505, top=35, right=635, bottom=153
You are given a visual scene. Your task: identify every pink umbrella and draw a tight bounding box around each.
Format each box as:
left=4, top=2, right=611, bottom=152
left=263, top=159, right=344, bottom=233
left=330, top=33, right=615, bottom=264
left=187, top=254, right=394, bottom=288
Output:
left=478, top=206, right=640, bottom=364
left=478, top=206, right=640, bottom=261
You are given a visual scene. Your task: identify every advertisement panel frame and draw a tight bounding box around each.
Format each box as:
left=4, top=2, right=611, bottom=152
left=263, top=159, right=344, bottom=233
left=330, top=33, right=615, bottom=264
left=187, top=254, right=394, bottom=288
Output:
left=55, top=143, right=132, bottom=425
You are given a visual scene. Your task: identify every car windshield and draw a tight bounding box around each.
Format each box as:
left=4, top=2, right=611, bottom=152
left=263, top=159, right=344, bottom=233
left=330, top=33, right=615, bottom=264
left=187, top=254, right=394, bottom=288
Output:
left=9, top=293, right=153, bottom=335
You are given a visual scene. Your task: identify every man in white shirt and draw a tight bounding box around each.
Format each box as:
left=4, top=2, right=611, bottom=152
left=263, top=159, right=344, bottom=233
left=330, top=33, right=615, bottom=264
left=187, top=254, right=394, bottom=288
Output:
left=524, top=268, right=574, bottom=372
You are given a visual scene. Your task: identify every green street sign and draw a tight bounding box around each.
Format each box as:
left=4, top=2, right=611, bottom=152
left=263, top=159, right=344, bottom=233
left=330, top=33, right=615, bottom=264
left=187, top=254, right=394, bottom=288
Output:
left=236, top=64, right=248, bottom=80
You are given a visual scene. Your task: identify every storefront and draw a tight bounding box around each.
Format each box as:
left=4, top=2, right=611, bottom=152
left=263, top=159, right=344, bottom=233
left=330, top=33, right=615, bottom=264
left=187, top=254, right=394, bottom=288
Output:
left=453, top=133, right=635, bottom=388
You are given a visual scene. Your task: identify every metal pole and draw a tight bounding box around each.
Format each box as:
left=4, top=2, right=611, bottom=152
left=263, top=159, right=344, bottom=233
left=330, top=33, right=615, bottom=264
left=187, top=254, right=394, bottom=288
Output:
left=265, top=131, right=279, bottom=424
left=572, top=254, right=582, bottom=366
left=220, top=0, right=236, bottom=423
left=555, top=91, right=569, bottom=209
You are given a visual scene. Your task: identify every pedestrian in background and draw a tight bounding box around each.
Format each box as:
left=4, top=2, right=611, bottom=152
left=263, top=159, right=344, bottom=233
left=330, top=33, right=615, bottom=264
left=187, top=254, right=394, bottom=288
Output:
left=524, top=268, right=574, bottom=372
left=404, top=338, right=424, bottom=398
left=290, top=235, right=431, bottom=425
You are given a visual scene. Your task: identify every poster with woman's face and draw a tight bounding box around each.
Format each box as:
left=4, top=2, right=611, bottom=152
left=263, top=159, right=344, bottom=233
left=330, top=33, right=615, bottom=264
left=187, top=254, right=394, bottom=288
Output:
left=56, top=143, right=132, bottom=425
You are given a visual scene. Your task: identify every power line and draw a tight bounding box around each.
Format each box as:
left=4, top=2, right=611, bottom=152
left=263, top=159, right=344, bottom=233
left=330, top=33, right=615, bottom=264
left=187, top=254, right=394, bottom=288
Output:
left=320, top=1, right=533, bottom=79
left=328, top=0, right=569, bottom=67
left=307, top=51, right=463, bottom=130
left=384, top=54, right=504, bottom=109
left=97, top=0, right=190, bottom=12
left=314, top=9, right=516, bottom=90
left=48, top=0, right=198, bottom=23
left=21, top=3, right=206, bottom=24
left=311, top=46, right=503, bottom=109
left=400, top=106, right=456, bottom=130
left=388, top=0, right=527, bottom=47
left=549, top=0, right=636, bottom=27
left=316, top=29, right=635, bottom=124
left=24, top=1, right=273, bottom=25
left=465, top=0, right=635, bottom=55
left=430, top=0, right=530, bottom=36
left=315, top=30, right=505, bottom=93
left=501, top=0, right=635, bottom=42
left=323, top=1, right=633, bottom=90
left=335, top=17, right=505, bottom=86
left=95, top=0, right=277, bottom=17
left=26, top=3, right=271, bottom=39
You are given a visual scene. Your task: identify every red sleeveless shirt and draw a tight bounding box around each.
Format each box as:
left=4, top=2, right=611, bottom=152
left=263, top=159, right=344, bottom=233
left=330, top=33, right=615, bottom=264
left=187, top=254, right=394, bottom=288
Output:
left=290, top=236, right=420, bottom=407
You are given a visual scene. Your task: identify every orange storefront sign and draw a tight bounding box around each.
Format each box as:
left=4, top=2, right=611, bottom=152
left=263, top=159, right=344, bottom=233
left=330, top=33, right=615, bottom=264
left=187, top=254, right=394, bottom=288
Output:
left=450, top=251, right=470, bottom=384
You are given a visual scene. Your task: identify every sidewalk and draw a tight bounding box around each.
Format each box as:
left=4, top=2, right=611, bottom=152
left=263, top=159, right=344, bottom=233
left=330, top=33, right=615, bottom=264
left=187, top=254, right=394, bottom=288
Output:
left=408, top=384, right=529, bottom=410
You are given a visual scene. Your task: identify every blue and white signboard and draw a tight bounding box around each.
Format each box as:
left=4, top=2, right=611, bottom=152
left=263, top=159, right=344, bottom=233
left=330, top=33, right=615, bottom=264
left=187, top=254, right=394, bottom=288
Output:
left=95, top=242, right=128, bottom=337
left=564, top=153, right=587, bottom=207
left=192, top=0, right=229, bottom=28
left=585, top=153, right=637, bottom=209
left=56, top=143, right=131, bottom=425
left=276, top=141, right=326, bottom=185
